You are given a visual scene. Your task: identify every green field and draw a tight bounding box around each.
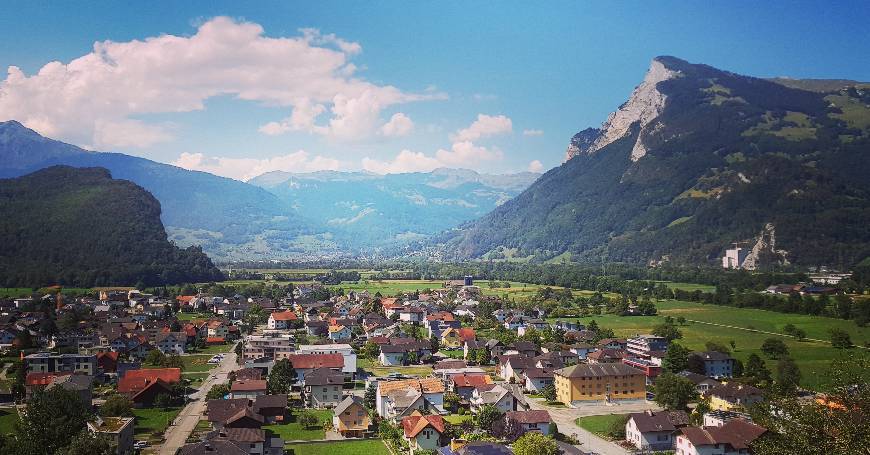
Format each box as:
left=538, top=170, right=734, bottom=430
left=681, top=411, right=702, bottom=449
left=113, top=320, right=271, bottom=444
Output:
left=263, top=409, right=332, bottom=441
left=0, top=408, right=19, bottom=436
left=187, top=343, right=232, bottom=355
left=444, top=414, right=474, bottom=424
left=133, top=407, right=182, bottom=438
left=575, top=414, right=628, bottom=439
left=175, top=312, right=212, bottom=322
left=0, top=288, right=33, bottom=298
left=285, top=439, right=391, bottom=455
left=550, top=300, right=870, bottom=390
left=659, top=281, right=716, bottom=293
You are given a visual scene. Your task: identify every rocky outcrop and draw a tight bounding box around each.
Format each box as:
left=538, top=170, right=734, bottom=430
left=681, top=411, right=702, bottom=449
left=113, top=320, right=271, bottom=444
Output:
left=565, top=58, right=680, bottom=162
left=741, top=223, right=790, bottom=270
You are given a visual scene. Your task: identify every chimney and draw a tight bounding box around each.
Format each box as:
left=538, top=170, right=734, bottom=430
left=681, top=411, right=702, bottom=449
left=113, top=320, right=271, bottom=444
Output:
left=646, top=409, right=654, bottom=416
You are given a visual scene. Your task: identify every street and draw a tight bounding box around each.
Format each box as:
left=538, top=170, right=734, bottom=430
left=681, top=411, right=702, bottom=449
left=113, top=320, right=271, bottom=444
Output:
left=157, top=344, right=239, bottom=455
left=526, top=398, right=663, bottom=455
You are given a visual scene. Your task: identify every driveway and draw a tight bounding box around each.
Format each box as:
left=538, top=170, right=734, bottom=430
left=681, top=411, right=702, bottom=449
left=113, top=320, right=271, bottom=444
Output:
left=526, top=398, right=662, bottom=455
left=158, top=342, right=239, bottom=455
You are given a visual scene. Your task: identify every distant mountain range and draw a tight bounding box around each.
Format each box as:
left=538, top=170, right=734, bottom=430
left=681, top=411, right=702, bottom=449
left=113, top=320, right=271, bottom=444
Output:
left=0, top=166, right=223, bottom=287
left=443, top=56, right=870, bottom=268
left=0, top=120, right=539, bottom=260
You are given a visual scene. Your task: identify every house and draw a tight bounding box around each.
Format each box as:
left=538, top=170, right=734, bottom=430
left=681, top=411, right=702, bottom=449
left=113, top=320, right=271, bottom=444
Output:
left=267, top=311, right=298, bottom=330
left=703, top=410, right=753, bottom=428
left=252, top=394, right=288, bottom=424
left=398, top=307, right=426, bottom=323
left=328, top=324, right=352, bottom=341
left=676, top=419, right=766, bottom=455
left=25, top=352, right=97, bottom=375
left=207, top=398, right=264, bottom=430
left=179, top=429, right=284, bottom=455
left=626, top=335, right=669, bottom=358
left=438, top=442, right=513, bottom=455
left=554, top=363, right=645, bottom=406
left=278, top=353, right=344, bottom=382
left=117, top=368, right=181, bottom=407
left=96, top=351, right=120, bottom=374
left=87, top=417, right=135, bottom=455
left=690, top=351, right=736, bottom=378
left=507, top=341, right=538, bottom=358
left=231, top=379, right=268, bottom=400
left=523, top=367, right=554, bottom=394
left=498, top=355, right=535, bottom=382
left=451, top=373, right=493, bottom=400
left=678, top=371, right=721, bottom=395
left=470, top=384, right=528, bottom=414
left=401, top=412, right=446, bottom=454
left=587, top=349, right=625, bottom=364
left=622, top=357, right=662, bottom=384
left=155, top=332, right=186, bottom=355
left=705, top=383, right=764, bottom=411
left=440, top=327, right=468, bottom=349
left=305, top=320, right=329, bottom=337
left=376, top=378, right=445, bottom=420
left=504, top=410, right=553, bottom=436
left=333, top=396, right=371, bottom=437
left=303, top=368, right=344, bottom=408
left=625, top=410, right=690, bottom=451
left=296, top=344, right=357, bottom=379
left=46, top=373, right=93, bottom=405
left=597, top=338, right=628, bottom=350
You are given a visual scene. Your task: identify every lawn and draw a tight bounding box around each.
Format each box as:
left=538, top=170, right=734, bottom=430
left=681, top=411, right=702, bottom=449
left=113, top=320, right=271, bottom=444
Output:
left=133, top=407, right=182, bottom=438
left=0, top=288, right=33, bottom=298
left=180, top=354, right=219, bottom=373
left=175, top=312, right=212, bottom=322
left=183, top=372, right=210, bottom=387
left=358, top=358, right=433, bottom=378
left=549, top=299, right=870, bottom=390
left=576, top=414, right=629, bottom=439
left=187, top=343, right=233, bottom=355
left=285, top=439, right=391, bottom=455
left=444, top=414, right=473, bottom=424
left=263, top=409, right=332, bottom=441
left=0, top=408, right=19, bottom=436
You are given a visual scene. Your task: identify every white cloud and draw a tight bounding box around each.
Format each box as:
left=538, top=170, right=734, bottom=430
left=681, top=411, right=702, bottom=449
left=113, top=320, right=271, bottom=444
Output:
left=173, top=150, right=343, bottom=181
left=528, top=159, right=544, bottom=173
left=362, top=149, right=443, bottom=174
left=380, top=112, right=414, bottom=137
left=363, top=141, right=503, bottom=175
left=0, top=16, right=441, bottom=149
left=522, top=129, right=544, bottom=136
left=450, top=114, right=512, bottom=142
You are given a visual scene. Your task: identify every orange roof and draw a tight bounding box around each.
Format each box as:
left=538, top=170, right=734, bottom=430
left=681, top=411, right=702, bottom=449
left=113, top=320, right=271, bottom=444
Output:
left=378, top=377, right=445, bottom=395
left=284, top=353, right=344, bottom=369
left=328, top=325, right=347, bottom=333
left=426, top=312, right=455, bottom=322
left=206, top=336, right=226, bottom=343
left=452, top=374, right=492, bottom=388
left=123, top=368, right=181, bottom=384
left=402, top=413, right=445, bottom=438
left=26, top=371, right=71, bottom=386
left=457, top=327, right=476, bottom=342
left=270, top=311, right=298, bottom=321
left=230, top=379, right=267, bottom=392
left=176, top=295, right=196, bottom=303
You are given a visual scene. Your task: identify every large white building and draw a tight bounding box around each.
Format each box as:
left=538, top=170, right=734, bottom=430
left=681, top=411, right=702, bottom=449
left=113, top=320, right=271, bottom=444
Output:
left=722, top=246, right=750, bottom=269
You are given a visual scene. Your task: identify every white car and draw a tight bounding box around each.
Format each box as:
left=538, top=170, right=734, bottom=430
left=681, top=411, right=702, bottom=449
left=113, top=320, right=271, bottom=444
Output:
left=134, top=441, right=148, bottom=449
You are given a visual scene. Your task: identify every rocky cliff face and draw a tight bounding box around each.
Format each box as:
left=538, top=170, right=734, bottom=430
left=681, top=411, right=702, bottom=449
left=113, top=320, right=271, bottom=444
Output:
left=564, top=58, right=680, bottom=161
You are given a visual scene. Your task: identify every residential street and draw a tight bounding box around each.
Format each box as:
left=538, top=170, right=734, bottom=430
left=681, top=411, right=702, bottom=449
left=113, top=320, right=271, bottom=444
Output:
left=158, top=344, right=238, bottom=455
left=526, top=398, right=663, bottom=455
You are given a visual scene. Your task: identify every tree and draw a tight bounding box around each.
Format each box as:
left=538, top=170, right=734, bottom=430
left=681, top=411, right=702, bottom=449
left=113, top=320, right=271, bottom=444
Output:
left=430, top=335, right=440, bottom=354
left=587, top=319, right=599, bottom=333
left=686, top=354, right=707, bottom=375
left=653, top=373, right=697, bottom=410
left=7, top=387, right=92, bottom=455
left=364, top=382, right=378, bottom=410
left=145, top=349, right=166, bottom=366
left=605, top=414, right=630, bottom=439
left=154, top=393, right=172, bottom=409
left=361, top=341, right=380, bottom=360
left=704, top=341, right=730, bottom=353
left=206, top=384, right=230, bottom=400
left=829, top=328, right=853, bottom=349
left=676, top=316, right=687, bottom=326
left=476, top=348, right=491, bottom=366
left=298, top=410, right=319, bottom=429
left=775, top=357, right=801, bottom=394
left=760, top=338, right=789, bottom=359
left=57, top=431, right=115, bottom=455
left=100, top=394, right=133, bottom=417
left=541, top=384, right=557, bottom=402
left=744, top=353, right=771, bottom=385
left=444, top=392, right=461, bottom=412
left=512, top=432, right=559, bottom=455
left=652, top=322, right=682, bottom=342
left=476, top=404, right=502, bottom=431
left=663, top=343, right=691, bottom=373
left=267, top=359, right=296, bottom=394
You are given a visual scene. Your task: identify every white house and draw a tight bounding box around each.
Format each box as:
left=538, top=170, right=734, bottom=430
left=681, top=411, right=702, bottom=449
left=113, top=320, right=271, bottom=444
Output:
left=470, top=384, right=528, bottom=414
left=328, top=325, right=352, bottom=341
left=154, top=332, right=186, bottom=355
left=267, top=311, right=298, bottom=330
left=625, top=410, right=689, bottom=451
left=505, top=410, right=553, bottom=436
left=401, top=412, right=445, bottom=454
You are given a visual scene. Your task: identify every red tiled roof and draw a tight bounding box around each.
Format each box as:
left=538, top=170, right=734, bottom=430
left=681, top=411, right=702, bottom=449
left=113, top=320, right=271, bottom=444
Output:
left=206, top=336, right=226, bottom=343
left=176, top=295, right=196, bottom=303
left=402, top=414, right=445, bottom=438
left=452, top=374, right=493, bottom=388
left=284, top=353, right=343, bottom=369
left=118, top=367, right=181, bottom=393
left=231, top=379, right=267, bottom=392
left=506, top=410, right=552, bottom=424
left=270, top=311, right=298, bottom=321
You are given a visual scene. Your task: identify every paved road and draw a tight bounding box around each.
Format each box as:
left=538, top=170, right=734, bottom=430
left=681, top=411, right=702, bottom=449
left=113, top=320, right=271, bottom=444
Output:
left=526, top=398, right=662, bottom=455
left=158, top=343, right=238, bottom=455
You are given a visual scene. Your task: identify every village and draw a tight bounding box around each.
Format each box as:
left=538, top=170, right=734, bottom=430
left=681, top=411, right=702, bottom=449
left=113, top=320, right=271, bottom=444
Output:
left=1, top=274, right=846, bottom=455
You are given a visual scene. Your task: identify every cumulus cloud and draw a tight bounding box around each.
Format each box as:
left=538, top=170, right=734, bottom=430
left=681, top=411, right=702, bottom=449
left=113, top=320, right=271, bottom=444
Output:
left=361, top=149, right=443, bottom=174
left=173, top=150, right=343, bottom=181
left=362, top=141, right=502, bottom=175
left=522, top=129, right=544, bottom=136
left=380, top=112, right=414, bottom=137
left=450, top=114, right=512, bottom=142
left=0, top=16, right=440, bottom=149
left=528, top=159, right=544, bottom=173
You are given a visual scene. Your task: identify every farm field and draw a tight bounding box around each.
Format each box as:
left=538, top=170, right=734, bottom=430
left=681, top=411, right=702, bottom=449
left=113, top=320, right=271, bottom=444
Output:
left=549, top=300, right=870, bottom=390
left=262, top=409, right=332, bottom=441
left=285, top=439, right=391, bottom=455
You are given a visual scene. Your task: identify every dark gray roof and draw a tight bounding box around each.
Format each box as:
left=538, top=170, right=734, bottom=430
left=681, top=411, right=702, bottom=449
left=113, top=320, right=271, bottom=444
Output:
left=334, top=395, right=366, bottom=415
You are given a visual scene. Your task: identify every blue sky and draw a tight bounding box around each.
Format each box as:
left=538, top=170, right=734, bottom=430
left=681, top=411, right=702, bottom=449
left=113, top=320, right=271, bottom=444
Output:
left=1, top=1, right=868, bottom=180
